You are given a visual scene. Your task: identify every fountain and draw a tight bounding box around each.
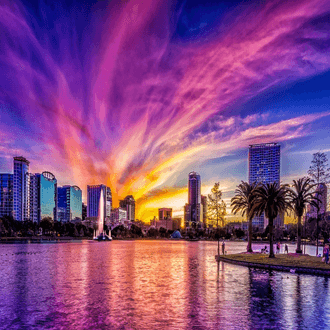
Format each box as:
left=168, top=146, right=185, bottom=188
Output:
left=93, top=188, right=112, bottom=241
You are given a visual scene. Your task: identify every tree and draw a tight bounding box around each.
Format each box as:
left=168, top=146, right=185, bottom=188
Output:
left=231, top=181, right=259, bottom=252
left=287, top=177, right=319, bottom=254
left=307, top=152, right=330, bottom=254
left=208, top=182, right=226, bottom=256
left=253, top=182, right=290, bottom=258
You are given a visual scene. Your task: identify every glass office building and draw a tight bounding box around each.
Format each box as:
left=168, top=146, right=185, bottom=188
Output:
left=0, top=174, right=13, bottom=218
left=13, top=156, right=30, bottom=221
left=30, top=171, right=57, bottom=222
left=57, top=185, right=82, bottom=222
left=87, top=184, right=112, bottom=218
left=248, top=143, right=281, bottom=228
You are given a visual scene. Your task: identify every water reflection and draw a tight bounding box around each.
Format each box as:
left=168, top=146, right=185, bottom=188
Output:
left=1, top=241, right=330, bottom=329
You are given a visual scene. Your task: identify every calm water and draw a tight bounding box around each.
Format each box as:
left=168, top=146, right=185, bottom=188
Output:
left=0, top=241, right=329, bottom=330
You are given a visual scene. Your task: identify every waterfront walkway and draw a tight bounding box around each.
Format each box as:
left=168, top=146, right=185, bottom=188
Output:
left=216, top=253, right=330, bottom=276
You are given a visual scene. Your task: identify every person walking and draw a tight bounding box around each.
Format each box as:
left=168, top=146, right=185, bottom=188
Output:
left=285, top=244, right=288, bottom=254
left=276, top=242, right=280, bottom=254
left=222, top=240, right=225, bottom=255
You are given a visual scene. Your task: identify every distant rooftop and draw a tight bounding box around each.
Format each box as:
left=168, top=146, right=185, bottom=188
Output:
left=249, top=143, right=278, bottom=148
left=13, top=156, right=30, bottom=164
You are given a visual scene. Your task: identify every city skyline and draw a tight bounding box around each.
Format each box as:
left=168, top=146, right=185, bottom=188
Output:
left=1, top=0, right=330, bottom=221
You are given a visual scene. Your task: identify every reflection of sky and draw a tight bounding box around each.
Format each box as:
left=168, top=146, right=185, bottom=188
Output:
left=2, top=241, right=330, bottom=329
left=1, top=0, right=330, bottom=221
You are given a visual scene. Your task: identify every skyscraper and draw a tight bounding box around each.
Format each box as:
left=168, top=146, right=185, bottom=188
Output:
left=119, top=195, right=135, bottom=221
left=248, top=143, right=281, bottom=228
left=184, top=171, right=201, bottom=227
left=13, top=156, right=30, bottom=221
left=30, top=171, right=58, bottom=222
left=87, top=184, right=112, bottom=218
left=306, top=183, right=327, bottom=219
left=58, top=185, right=82, bottom=222
left=0, top=173, right=13, bottom=218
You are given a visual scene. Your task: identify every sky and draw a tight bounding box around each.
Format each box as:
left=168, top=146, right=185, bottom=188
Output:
left=1, top=0, right=330, bottom=222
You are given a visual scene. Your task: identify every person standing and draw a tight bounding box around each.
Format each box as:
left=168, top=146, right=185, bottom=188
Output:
left=324, top=245, right=329, bottom=264
left=285, top=244, right=288, bottom=254
left=222, top=240, right=225, bottom=255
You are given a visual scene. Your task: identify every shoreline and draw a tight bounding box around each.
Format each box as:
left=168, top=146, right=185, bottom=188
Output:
left=216, top=253, right=330, bottom=276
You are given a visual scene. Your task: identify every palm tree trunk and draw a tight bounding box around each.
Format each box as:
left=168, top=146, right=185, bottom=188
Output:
left=269, top=218, right=275, bottom=258
left=296, top=215, right=302, bottom=254
left=247, top=216, right=253, bottom=252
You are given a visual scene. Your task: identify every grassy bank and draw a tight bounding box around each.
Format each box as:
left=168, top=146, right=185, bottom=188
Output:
left=216, top=253, right=330, bottom=275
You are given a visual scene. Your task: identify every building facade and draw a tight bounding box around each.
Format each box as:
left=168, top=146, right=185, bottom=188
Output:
left=119, top=195, right=135, bottom=221
left=306, top=183, right=328, bottom=219
left=158, top=208, right=172, bottom=221
left=110, top=207, right=127, bottom=223
left=184, top=171, right=201, bottom=227
left=13, top=156, right=30, bottom=221
left=248, top=143, right=282, bottom=228
left=57, top=185, right=82, bottom=222
left=0, top=173, right=13, bottom=218
left=87, top=184, right=112, bottom=219
left=29, top=171, right=58, bottom=222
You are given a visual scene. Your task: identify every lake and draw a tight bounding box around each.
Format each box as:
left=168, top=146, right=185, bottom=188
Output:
left=0, top=240, right=329, bottom=329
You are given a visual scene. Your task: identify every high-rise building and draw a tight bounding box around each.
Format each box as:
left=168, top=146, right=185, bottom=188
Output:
left=13, top=156, right=30, bottom=221
left=82, top=202, right=87, bottom=220
left=184, top=171, right=201, bottom=227
left=0, top=174, right=13, bottom=218
left=306, top=183, right=327, bottom=219
left=87, top=184, right=112, bottom=218
left=29, top=174, right=39, bottom=222
left=201, top=195, right=207, bottom=227
left=30, top=171, right=58, bottom=222
left=119, top=195, right=135, bottom=221
left=248, top=143, right=282, bottom=228
left=57, top=185, right=82, bottom=222
left=110, top=207, right=127, bottom=223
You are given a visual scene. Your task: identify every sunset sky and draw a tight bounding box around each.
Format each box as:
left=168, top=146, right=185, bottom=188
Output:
left=1, top=0, right=330, bottom=221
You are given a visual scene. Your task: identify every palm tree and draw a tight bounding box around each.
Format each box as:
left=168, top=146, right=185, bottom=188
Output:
left=253, top=182, right=291, bottom=258
left=231, top=181, right=259, bottom=253
left=287, top=177, right=320, bottom=254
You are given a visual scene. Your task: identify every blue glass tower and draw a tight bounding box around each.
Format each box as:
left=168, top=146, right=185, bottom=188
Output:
left=58, top=185, right=82, bottom=222
left=0, top=173, right=13, bottom=218
left=13, top=156, right=30, bottom=221
left=29, top=171, right=57, bottom=223
left=87, top=184, right=112, bottom=218
left=248, top=143, right=281, bottom=228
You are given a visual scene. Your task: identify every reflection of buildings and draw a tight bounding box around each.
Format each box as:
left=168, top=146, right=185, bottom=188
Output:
left=306, top=183, right=327, bottom=220
left=0, top=173, right=13, bottom=218
left=29, top=171, right=58, bottom=222
left=119, top=195, right=135, bottom=221
left=13, top=156, right=30, bottom=221
left=57, top=185, right=82, bottom=222
left=87, top=184, right=112, bottom=219
left=248, top=143, right=282, bottom=229
left=184, top=171, right=201, bottom=228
